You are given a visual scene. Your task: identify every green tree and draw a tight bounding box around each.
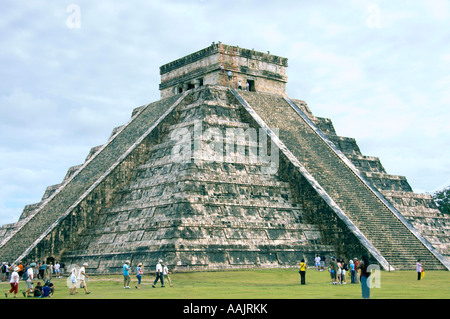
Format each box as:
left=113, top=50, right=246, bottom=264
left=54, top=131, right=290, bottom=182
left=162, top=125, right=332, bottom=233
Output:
left=433, top=186, right=450, bottom=215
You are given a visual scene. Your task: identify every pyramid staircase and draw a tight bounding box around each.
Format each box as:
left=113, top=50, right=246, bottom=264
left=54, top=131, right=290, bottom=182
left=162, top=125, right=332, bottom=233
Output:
left=234, top=89, right=449, bottom=270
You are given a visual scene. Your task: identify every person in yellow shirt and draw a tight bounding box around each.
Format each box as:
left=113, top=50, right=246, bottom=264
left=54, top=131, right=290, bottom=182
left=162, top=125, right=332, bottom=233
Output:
left=299, top=259, right=307, bottom=285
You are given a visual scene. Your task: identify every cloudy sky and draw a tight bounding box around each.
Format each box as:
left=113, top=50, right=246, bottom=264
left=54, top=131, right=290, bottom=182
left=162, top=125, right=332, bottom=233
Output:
left=1, top=0, right=449, bottom=226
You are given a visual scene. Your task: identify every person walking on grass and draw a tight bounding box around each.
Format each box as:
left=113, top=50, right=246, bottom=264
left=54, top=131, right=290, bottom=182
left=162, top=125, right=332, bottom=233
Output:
left=5, top=266, right=20, bottom=298
left=123, top=260, right=131, bottom=289
left=78, top=263, right=91, bottom=294
left=357, top=253, right=371, bottom=299
left=69, top=266, right=78, bottom=295
left=135, top=263, right=143, bottom=289
left=23, top=262, right=36, bottom=297
left=152, top=259, right=164, bottom=288
left=163, top=263, right=173, bottom=287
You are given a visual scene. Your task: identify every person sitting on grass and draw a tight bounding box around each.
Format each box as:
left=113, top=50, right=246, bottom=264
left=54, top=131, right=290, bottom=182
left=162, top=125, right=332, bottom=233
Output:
left=40, top=283, right=52, bottom=298
left=34, top=281, right=43, bottom=297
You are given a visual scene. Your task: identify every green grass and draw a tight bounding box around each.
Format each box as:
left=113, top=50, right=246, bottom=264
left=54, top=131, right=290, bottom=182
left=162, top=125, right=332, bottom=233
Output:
left=2, top=268, right=449, bottom=299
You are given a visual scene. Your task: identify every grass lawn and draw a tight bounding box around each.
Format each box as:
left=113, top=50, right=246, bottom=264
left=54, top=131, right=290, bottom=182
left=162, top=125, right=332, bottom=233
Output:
left=1, top=268, right=449, bottom=299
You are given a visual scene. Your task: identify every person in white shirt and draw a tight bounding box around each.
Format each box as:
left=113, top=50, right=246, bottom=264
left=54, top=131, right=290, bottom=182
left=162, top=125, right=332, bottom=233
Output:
left=48, top=263, right=53, bottom=279
left=23, top=263, right=36, bottom=297
left=54, top=262, right=61, bottom=278
left=163, top=263, right=173, bottom=287
left=77, top=263, right=91, bottom=294
left=5, top=266, right=20, bottom=298
left=314, top=255, right=321, bottom=271
left=69, top=267, right=78, bottom=295
left=152, top=259, right=164, bottom=288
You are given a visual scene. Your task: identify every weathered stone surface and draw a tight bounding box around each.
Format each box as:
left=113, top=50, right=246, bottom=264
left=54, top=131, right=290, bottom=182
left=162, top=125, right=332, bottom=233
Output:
left=1, top=44, right=449, bottom=273
left=159, top=43, right=288, bottom=98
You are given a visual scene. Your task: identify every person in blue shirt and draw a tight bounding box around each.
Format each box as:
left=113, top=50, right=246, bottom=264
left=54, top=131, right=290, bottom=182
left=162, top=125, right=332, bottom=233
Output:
left=123, top=260, right=131, bottom=289
left=350, top=259, right=356, bottom=283
left=40, top=283, right=52, bottom=298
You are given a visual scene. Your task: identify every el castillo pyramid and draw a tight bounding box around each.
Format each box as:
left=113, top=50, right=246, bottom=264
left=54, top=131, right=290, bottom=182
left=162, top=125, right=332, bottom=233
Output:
left=1, top=43, right=449, bottom=273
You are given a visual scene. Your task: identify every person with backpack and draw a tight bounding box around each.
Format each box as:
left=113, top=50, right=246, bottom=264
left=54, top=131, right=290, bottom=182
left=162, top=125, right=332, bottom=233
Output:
left=22, top=263, right=36, bottom=297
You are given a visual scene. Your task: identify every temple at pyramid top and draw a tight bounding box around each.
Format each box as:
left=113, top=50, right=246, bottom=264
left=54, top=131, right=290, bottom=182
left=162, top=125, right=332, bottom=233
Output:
left=159, top=42, right=288, bottom=98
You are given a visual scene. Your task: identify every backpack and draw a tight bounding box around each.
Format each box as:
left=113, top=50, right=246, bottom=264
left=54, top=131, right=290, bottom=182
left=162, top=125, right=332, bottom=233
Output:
left=22, top=267, right=29, bottom=280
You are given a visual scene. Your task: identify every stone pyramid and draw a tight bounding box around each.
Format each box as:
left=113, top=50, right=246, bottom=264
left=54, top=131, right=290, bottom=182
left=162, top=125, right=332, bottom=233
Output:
left=1, top=43, right=449, bottom=273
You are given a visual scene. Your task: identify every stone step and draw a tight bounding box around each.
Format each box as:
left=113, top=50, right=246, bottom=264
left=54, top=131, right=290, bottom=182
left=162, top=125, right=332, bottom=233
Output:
left=0, top=94, right=184, bottom=262
left=237, top=90, right=447, bottom=270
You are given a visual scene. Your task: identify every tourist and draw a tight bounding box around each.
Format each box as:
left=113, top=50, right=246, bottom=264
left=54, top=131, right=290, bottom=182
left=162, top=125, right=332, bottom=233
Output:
left=357, top=253, right=370, bottom=299
left=246, top=81, right=250, bottom=91
left=342, top=259, right=347, bottom=284
left=336, top=259, right=342, bottom=284
left=48, top=262, right=53, bottom=279
left=41, top=261, right=47, bottom=280
left=17, top=261, right=24, bottom=277
left=5, top=266, right=20, bottom=298
left=47, top=280, right=55, bottom=297
left=350, top=259, right=356, bottom=283
left=299, top=258, right=306, bottom=285
left=152, top=259, right=164, bottom=288
left=23, top=262, right=35, bottom=297
left=353, top=258, right=359, bottom=283
left=163, top=263, right=173, bottom=287
left=416, top=259, right=423, bottom=280
left=123, top=260, right=131, bottom=289
left=69, top=266, right=78, bottom=295
left=314, top=255, right=320, bottom=271
left=40, top=282, right=52, bottom=298
left=33, top=262, right=39, bottom=279
left=78, top=262, right=91, bottom=294
left=135, top=263, right=143, bottom=289
left=5, top=263, right=11, bottom=280
left=34, top=281, right=43, bottom=297
left=227, top=70, right=232, bottom=81
left=60, top=261, right=65, bottom=277
left=320, top=255, right=325, bottom=271
left=38, top=262, right=43, bottom=279
left=238, top=80, right=242, bottom=90
left=54, top=261, right=61, bottom=278
left=330, top=257, right=337, bottom=285
left=1, top=262, right=7, bottom=281
left=44, top=263, right=51, bottom=282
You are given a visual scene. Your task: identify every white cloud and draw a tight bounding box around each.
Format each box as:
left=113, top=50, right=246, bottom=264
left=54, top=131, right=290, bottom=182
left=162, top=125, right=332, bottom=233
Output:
left=0, top=1, right=449, bottom=226
left=425, top=0, right=449, bottom=20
